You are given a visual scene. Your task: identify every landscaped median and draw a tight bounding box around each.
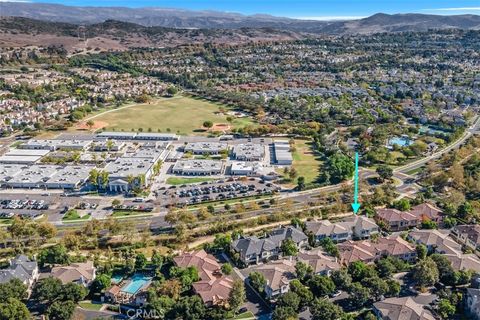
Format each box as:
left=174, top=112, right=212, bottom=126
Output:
left=62, top=209, right=90, bottom=222
left=111, top=210, right=153, bottom=218
left=166, top=176, right=215, bottom=185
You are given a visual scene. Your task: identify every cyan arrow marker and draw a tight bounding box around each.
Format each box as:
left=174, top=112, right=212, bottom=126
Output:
left=351, top=152, right=361, bottom=214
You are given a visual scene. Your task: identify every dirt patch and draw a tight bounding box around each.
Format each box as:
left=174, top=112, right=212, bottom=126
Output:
left=75, top=120, right=109, bottom=131
left=208, top=123, right=232, bottom=132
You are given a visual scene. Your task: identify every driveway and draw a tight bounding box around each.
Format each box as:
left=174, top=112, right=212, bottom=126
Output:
left=221, top=253, right=271, bottom=318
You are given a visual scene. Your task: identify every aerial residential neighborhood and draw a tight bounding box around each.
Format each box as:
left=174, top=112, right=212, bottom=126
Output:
left=1, top=1, right=480, bottom=320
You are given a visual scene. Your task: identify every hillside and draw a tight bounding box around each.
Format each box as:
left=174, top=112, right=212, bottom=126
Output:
left=1, top=2, right=480, bottom=33
left=0, top=17, right=303, bottom=53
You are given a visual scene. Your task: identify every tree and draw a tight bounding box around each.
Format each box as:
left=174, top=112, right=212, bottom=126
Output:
left=170, top=266, right=199, bottom=292
left=295, top=261, right=313, bottom=282
left=90, top=274, right=111, bottom=294
left=310, top=298, right=344, bottom=320
left=151, top=250, right=164, bottom=270
left=325, top=153, right=355, bottom=183
left=376, top=165, right=393, bottom=182
left=89, top=168, right=99, bottom=187
left=61, top=282, right=87, bottom=303
left=272, top=306, right=297, bottom=320
left=221, top=263, right=233, bottom=275
left=308, top=275, right=335, bottom=297
left=37, top=244, right=70, bottom=268
left=412, top=257, right=439, bottom=288
left=392, top=198, right=411, bottom=211
left=361, top=277, right=388, bottom=301
left=46, top=300, right=76, bottom=320
left=319, top=237, right=339, bottom=257
left=438, top=299, right=456, bottom=319
left=203, top=121, right=213, bottom=129
left=289, top=279, right=313, bottom=309
left=431, top=254, right=456, bottom=286
left=157, top=279, right=182, bottom=301
left=33, top=277, right=63, bottom=302
left=348, top=261, right=374, bottom=282
left=228, top=280, right=246, bottom=313
left=166, top=86, right=178, bottom=96
left=297, top=176, right=306, bottom=190
left=0, top=278, right=28, bottom=300
left=331, top=268, right=352, bottom=290
left=421, top=220, right=438, bottom=229
left=385, top=279, right=401, bottom=297
left=86, top=119, right=95, bottom=130
left=249, top=272, right=266, bottom=294
left=37, top=222, right=57, bottom=239
left=171, top=295, right=206, bottom=320
left=416, top=244, right=427, bottom=260
left=0, top=298, right=30, bottom=320
left=281, top=238, right=298, bottom=256
left=277, top=291, right=300, bottom=312
left=349, top=282, right=370, bottom=308
left=289, top=167, right=298, bottom=180
left=135, top=253, right=148, bottom=270
left=376, top=258, right=396, bottom=277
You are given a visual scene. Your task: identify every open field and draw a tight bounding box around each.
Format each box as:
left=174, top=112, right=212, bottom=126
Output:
left=87, top=95, right=256, bottom=135
left=278, top=139, right=322, bottom=185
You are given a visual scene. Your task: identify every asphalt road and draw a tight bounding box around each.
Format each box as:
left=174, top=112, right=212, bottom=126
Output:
left=396, top=115, right=480, bottom=174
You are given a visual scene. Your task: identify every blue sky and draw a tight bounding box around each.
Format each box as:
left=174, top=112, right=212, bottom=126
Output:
left=17, top=0, right=480, bottom=20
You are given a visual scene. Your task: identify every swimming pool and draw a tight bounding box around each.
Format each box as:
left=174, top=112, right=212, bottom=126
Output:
left=111, top=274, right=123, bottom=284
left=121, top=274, right=151, bottom=294
left=388, top=137, right=413, bottom=147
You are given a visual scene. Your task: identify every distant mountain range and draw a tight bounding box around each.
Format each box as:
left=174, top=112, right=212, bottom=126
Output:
left=1, top=2, right=480, bottom=34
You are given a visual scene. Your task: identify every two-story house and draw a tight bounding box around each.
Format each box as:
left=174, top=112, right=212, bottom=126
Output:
left=0, top=255, right=39, bottom=292
left=375, top=208, right=418, bottom=231
left=452, top=224, right=480, bottom=251
left=231, top=226, right=308, bottom=265
left=248, top=259, right=296, bottom=299
left=305, top=215, right=379, bottom=243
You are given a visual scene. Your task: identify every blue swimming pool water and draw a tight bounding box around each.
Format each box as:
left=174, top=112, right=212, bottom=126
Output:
left=389, top=137, right=413, bottom=147
left=111, top=274, right=123, bottom=284
left=121, top=274, right=151, bottom=294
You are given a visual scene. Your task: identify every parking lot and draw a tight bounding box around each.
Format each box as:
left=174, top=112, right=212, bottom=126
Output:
left=0, top=193, right=102, bottom=222
left=156, top=178, right=279, bottom=207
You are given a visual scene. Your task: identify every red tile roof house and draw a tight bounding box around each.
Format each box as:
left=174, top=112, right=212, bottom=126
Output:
left=375, top=208, right=418, bottom=232
left=338, top=236, right=417, bottom=265
left=375, top=203, right=443, bottom=231
left=173, top=250, right=234, bottom=307
left=409, top=203, right=443, bottom=225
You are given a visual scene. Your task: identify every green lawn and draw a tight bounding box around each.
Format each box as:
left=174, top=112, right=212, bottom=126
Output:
left=79, top=301, right=104, bottom=311
left=166, top=177, right=215, bottom=185
left=111, top=210, right=152, bottom=217
left=62, top=210, right=90, bottom=221
left=0, top=218, right=12, bottom=225
left=231, top=311, right=255, bottom=320
left=92, top=95, right=256, bottom=135
left=278, top=139, right=322, bottom=185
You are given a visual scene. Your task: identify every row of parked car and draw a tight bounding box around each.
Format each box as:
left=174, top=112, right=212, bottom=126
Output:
left=1, top=199, right=49, bottom=210
left=75, top=202, right=98, bottom=210
left=176, top=182, right=257, bottom=198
